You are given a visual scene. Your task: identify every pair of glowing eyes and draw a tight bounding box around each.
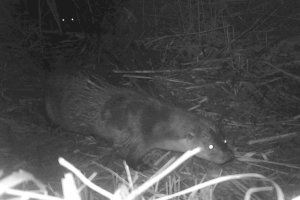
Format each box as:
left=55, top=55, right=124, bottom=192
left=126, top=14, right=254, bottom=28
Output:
left=61, top=18, right=75, bottom=22
left=208, top=139, right=227, bottom=150
left=187, top=132, right=228, bottom=150
left=208, top=139, right=228, bottom=150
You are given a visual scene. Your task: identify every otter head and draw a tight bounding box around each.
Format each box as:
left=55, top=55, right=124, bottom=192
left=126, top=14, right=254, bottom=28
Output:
left=162, top=109, right=234, bottom=164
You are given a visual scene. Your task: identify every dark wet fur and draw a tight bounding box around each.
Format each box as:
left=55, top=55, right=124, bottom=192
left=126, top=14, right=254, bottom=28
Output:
left=45, top=71, right=233, bottom=169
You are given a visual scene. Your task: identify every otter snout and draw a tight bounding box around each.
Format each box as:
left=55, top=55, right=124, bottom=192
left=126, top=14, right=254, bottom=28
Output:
left=196, top=148, right=234, bottom=164
left=212, top=149, right=234, bottom=164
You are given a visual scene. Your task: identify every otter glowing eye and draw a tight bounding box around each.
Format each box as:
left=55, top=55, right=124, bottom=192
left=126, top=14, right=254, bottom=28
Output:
left=223, top=139, right=227, bottom=144
left=62, top=18, right=65, bottom=22
left=209, top=144, right=214, bottom=150
left=71, top=18, right=74, bottom=21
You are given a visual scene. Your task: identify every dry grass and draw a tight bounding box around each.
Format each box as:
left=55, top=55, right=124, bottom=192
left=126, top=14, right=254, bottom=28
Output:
left=0, top=154, right=285, bottom=200
left=0, top=0, right=299, bottom=200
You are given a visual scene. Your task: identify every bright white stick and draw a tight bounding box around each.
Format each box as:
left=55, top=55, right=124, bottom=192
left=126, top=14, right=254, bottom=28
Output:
left=58, top=157, right=114, bottom=199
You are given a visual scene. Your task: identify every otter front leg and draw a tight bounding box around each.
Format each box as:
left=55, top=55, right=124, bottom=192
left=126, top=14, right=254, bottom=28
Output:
left=125, top=156, right=150, bottom=171
left=125, top=145, right=151, bottom=171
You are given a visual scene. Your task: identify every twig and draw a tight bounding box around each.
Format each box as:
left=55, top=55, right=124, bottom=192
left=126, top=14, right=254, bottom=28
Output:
left=0, top=170, right=46, bottom=195
left=124, top=161, right=134, bottom=190
left=245, top=187, right=274, bottom=200
left=124, top=148, right=200, bottom=200
left=62, top=173, right=81, bottom=200
left=236, top=156, right=300, bottom=169
left=156, top=174, right=284, bottom=200
left=263, top=61, right=300, bottom=82
left=91, top=161, right=129, bottom=185
left=144, top=26, right=231, bottom=46
left=58, top=158, right=114, bottom=199
left=248, top=132, right=298, bottom=145
left=4, top=189, right=63, bottom=200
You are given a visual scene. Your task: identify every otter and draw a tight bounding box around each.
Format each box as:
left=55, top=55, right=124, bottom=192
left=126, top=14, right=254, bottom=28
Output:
left=45, top=71, right=233, bottom=169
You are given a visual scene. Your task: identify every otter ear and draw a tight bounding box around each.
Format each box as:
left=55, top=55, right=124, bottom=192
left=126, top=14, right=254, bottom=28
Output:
left=185, top=132, right=195, bottom=140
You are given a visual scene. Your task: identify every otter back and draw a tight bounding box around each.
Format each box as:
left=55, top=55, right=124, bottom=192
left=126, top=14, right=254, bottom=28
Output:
left=45, top=72, right=233, bottom=169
